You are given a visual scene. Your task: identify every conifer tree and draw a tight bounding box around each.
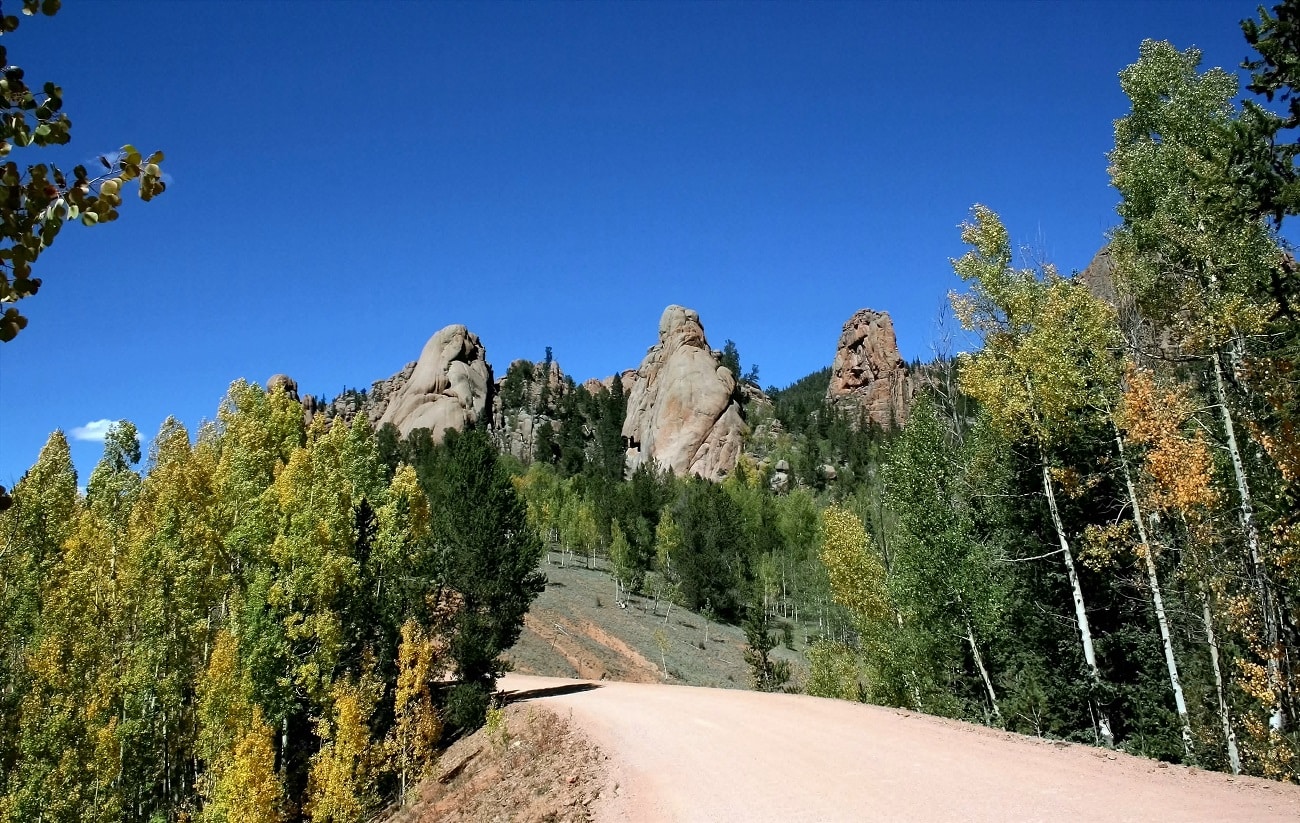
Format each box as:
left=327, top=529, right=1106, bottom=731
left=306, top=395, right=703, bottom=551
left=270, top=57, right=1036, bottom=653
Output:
left=424, top=429, right=544, bottom=699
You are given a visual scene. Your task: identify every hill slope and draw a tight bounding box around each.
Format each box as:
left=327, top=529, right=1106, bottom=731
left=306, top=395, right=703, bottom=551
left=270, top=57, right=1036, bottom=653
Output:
left=503, top=560, right=807, bottom=689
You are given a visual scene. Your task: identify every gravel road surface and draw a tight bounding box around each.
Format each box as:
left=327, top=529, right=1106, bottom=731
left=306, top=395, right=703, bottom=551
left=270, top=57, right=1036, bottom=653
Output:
left=500, top=674, right=1300, bottom=822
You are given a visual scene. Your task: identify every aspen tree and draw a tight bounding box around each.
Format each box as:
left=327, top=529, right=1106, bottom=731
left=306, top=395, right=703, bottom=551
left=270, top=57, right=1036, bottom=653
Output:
left=820, top=505, right=907, bottom=705
left=118, top=418, right=222, bottom=817
left=197, top=632, right=284, bottom=823
left=1122, top=368, right=1242, bottom=771
left=266, top=418, right=361, bottom=707
left=390, top=619, right=442, bottom=804
left=1110, top=39, right=1292, bottom=740
left=305, top=668, right=385, bottom=823
left=951, top=205, right=1120, bottom=747
left=609, top=520, right=635, bottom=605
left=654, top=509, right=683, bottom=623
left=0, top=430, right=78, bottom=801
left=3, top=434, right=128, bottom=823
left=883, top=396, right=1005, bottom=725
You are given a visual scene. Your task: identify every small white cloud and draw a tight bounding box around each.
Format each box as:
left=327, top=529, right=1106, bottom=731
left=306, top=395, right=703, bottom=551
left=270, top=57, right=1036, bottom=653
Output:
left=71, top=419, right=115, bottom=442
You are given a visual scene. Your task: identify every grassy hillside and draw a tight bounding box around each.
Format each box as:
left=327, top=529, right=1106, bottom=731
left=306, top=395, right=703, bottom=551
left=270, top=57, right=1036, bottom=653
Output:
left=505, top=559, right=809, bottom=690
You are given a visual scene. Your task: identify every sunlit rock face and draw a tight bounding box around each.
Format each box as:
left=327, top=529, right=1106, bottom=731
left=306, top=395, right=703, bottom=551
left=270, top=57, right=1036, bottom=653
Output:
left=378, top=324, right=493, bottom=441
left=622, top=305, right=748, bottom=481
left=826, top=308, right=911, bottom=429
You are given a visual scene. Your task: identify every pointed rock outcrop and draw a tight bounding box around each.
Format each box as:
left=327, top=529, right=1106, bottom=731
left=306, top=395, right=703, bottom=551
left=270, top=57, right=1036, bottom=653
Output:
left=826, top=308, right=912, bottom=428
left=622, top=305, right=747, bottom=481
left=377, top=324, right=493, bottom=440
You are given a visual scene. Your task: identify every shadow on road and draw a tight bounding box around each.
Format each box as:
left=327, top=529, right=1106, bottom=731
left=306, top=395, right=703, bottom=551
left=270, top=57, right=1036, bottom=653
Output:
left=500, top=682, right=602, bottom=704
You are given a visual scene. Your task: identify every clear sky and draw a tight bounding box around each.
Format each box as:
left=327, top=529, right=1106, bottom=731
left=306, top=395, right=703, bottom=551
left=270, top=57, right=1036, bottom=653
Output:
left=0, top=0, right=1273, bottom=485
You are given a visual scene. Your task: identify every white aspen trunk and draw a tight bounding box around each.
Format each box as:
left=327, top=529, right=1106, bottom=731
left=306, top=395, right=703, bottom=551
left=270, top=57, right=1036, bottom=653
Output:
left=1113, top=423, right=1193, bottom=758
left=1040, top=456, right=1115, bottom=748
left=1202, top=589, right=1243, bottom=775
left=1212, top=349, right=1285, bottom=731
left=895, top=611, right=923, bottom=711
left=966, top=616, right=1002, bottom=725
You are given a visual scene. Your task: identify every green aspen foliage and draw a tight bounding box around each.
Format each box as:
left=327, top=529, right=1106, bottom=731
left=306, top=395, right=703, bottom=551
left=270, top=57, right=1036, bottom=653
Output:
left=951, top=205, right=1122, bottom=445
left=1110, top=40, right=1280, bottom=351
left=805, top=640, right=864, bottom=702
left=0, top=379, right=549, bottom=817
left=0, top=2, right=166, bottom=342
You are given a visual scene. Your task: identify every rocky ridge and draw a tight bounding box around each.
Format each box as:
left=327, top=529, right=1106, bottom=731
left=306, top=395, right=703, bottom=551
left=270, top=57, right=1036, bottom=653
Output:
left=493, top=357, right=573, bottom=464
left=274, top=303, right=915, bottom=484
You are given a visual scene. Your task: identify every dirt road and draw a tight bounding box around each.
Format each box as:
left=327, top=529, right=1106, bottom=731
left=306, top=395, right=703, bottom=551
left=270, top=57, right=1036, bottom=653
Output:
left=499, top=674, right=1299, bottom=822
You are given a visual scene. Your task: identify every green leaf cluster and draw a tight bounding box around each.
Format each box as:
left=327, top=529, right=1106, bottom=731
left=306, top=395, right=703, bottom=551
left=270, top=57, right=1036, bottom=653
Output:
left=0, top=4, right=164, bottom=342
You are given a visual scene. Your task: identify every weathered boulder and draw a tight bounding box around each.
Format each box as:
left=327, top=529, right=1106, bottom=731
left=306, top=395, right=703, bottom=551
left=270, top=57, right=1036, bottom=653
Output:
left=770, top=459, right=792, bottom=494
left=826, top=308, right=912, bottom=428
left=622, top=305, right=748, bottom=481
left=266, top=374, right=300, bottom=401
left=378, top=324, right=493, bottom=440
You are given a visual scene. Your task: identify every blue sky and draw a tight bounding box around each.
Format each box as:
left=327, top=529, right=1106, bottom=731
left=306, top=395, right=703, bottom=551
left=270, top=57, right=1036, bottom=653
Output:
left=0, top=0, right=1273, bottom=484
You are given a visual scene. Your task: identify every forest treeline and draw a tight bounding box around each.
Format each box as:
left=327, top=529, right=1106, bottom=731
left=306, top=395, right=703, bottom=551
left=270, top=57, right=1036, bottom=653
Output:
left=4, top=4, right=1300, bottom=822
left=0, top=383, right=544, bottom=822
left=798, top=11, right=1300, bottom=780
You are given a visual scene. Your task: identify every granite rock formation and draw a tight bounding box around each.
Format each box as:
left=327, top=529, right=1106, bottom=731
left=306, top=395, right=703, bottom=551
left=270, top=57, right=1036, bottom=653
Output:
left=494, top=358, right=572, bottom=463
left=377, top=324, right=493, bottom=440
left=622, top=305, right=748, bottom=481
left=826, top=308, right=912, bottom=428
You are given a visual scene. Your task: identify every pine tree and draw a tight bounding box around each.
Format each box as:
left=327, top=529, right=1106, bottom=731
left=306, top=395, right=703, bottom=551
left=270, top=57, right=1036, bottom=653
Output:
left=425, top=429, right=544, bottom=701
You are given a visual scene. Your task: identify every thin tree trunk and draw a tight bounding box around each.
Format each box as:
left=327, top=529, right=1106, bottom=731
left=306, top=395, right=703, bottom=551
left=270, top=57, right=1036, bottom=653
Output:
left=1212, top=349, right=1285, bottom=731
left=1113, top=422, right=1193, bottom=758
left=895, top=611, right=923, bottom=712
left=965, top=615, right=1002, bottom=726
left=1040, top=454, right=1115, bottom=748
left=1202, top=588, right=1242, bottom=775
